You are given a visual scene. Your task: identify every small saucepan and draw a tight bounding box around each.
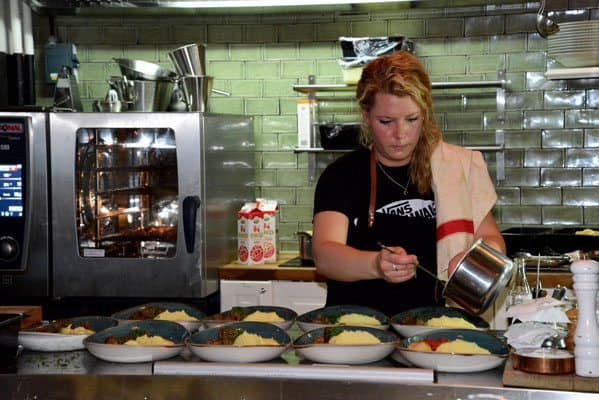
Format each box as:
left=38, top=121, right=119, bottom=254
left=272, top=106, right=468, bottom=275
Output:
left=297, top=231, right=313, bottom=263
left=443, top=239, right=514, bottom=315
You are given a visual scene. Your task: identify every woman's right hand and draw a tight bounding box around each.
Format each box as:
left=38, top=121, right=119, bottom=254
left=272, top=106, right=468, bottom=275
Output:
left=376, top=245, right=418, bottom=283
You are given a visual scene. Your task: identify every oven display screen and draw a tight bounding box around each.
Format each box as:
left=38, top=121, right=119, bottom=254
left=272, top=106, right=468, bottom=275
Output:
left=0, top=164, right=23, bottom=217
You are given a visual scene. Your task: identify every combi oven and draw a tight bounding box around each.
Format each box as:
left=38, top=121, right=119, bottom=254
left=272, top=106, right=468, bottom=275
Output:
left=0, top=111, right=254, bottom=300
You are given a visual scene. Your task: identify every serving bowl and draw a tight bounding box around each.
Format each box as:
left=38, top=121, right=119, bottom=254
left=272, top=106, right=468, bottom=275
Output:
left=188, top=321, right=291, bottom=363
left=203, top=306, right=297, bottom=330
left=18, top=316, right=118, bottom=352
left=294, top=325, right=397, bottom=364
left=390, top=306, right=489, bottom=337
left=84, top=320, right=189, bottom=363
left=296, top=304, right=389, bottom=332
left=397, top=329, right=508, bottom=373
left=112, top=302, right=205, bottom=332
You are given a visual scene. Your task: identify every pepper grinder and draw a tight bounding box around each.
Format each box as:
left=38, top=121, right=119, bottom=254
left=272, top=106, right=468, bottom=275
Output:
left=571, top=259, right=599, bottom=377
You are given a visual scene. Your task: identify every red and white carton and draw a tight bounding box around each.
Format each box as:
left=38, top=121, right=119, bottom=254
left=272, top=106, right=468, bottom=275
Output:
left=237, top=202, right=264, bottom=265
left=258, top=198, right=278, bottom=263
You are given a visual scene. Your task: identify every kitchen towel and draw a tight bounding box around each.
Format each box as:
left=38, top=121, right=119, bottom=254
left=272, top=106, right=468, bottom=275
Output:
left=430, top=141, right=497, bottom=281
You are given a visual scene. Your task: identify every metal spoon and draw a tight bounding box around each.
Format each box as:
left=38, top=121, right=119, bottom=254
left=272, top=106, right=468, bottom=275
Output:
left=536, top=0, right=560, bottom=38
left=376, top=241, right=443, bottom=282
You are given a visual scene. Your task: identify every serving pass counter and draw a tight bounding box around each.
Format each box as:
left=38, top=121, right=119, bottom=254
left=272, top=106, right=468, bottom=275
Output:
left=2, top=348, right=598, bottom=400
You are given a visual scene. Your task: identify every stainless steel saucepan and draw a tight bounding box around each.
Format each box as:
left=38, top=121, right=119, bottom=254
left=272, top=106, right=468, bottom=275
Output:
left=380, top=238, right=513, bottom=315
left=443, top=239, right=514, bottom=315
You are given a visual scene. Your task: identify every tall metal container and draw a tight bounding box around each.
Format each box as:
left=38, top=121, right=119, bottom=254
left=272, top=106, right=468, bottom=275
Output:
left=49, top=112, right=254, bottom=298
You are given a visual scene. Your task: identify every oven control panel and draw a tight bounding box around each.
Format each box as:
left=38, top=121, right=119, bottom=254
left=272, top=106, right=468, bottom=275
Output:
left=0, top=118, right=28, bottom=270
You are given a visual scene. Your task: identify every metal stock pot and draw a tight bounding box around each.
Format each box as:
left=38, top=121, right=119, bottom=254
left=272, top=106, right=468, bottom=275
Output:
left=443, top=239, right=514, bottom=315
left=297, top=231, right=313, bottom=262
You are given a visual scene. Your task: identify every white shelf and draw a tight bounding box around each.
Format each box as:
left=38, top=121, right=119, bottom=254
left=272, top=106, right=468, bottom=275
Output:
left=295, top=145, right=503, bottom=153
left=545, top=67, right=599, bottom=80
left=293, top=80, right=509, bottom=94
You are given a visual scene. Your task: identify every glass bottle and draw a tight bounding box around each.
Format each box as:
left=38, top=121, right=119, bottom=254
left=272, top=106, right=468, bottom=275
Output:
left=507, top=257, right=533, bottom=311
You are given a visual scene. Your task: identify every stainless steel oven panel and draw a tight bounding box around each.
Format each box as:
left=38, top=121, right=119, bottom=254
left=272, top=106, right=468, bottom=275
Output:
left=201, top=114, right=255, bottom=287
left=49, top=112, right=254, bottom=298
left=0, top=111, right=50, bottom=297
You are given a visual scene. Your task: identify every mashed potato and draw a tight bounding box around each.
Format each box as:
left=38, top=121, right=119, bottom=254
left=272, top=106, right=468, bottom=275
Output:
left=124, top=334, right=175, bottom=346
left=435, top=339, right=490, bottom=354
left=336, top=313, right=381, bottom=326
left=242, top=311, right=284, bottom=323
left=154, top=310, right=198, bottom=322
left=425, top=316, right=476, bottom=329
left=232, top=331, right=280, bottom=346
left=328, top=330, right=381, bottom=345
left=575, top=228, right=599, bottom=236
left=58, top=324, right=95, bottom=335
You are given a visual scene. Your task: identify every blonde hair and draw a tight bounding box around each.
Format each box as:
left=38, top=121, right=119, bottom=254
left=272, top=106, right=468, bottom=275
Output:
left=356, top=51, right=442, bottom=194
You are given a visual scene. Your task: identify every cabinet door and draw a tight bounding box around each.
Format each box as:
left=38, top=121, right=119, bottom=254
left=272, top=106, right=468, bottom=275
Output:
left=219, top=280, right=273, bottom=312
left=272, top=281, right=327, bottom=315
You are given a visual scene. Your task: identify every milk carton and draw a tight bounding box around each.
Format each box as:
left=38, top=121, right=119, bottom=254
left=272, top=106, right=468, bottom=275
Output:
left=237, top=202, right=264, bottom=265
left=258, top=198, right=278, bottom=263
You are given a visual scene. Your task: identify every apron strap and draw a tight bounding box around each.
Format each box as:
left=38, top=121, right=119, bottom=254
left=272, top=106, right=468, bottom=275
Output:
left=368, top=147, right=377, bottom=229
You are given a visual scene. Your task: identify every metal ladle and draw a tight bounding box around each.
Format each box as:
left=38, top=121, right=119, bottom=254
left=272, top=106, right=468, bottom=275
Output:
left=536, top=0, right=560, bottom=38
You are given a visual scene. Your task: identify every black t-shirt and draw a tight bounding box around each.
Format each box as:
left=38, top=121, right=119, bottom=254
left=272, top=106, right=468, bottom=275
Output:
left=313, top=147, right=442, bottom=317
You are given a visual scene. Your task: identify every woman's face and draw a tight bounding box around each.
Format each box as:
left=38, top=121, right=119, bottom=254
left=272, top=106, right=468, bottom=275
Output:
left=362, top=92, right=424, bottom=167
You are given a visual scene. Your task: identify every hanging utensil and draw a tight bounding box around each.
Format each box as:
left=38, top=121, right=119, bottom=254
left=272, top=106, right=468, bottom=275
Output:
left=536, top=0, right=560, bottom=38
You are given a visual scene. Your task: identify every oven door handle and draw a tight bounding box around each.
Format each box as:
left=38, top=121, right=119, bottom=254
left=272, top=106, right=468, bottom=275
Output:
left=182, top=196, right=201, bottom=253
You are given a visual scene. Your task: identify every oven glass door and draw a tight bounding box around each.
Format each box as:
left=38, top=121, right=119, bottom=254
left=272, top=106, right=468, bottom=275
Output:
left=50, top=112, right=203, bottom=298
left=76, top=127, right=178, bottom=258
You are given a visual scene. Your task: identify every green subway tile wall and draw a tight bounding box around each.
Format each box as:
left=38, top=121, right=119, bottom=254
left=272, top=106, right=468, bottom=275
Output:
left=32, top=2, right=599, bottom=252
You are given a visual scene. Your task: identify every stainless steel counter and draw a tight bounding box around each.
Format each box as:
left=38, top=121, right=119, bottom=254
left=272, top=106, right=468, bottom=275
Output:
left=2, top=349, right=599, bottom=400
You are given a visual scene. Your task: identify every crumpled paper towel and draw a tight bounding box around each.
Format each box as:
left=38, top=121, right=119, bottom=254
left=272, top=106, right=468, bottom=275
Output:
left=505, top=296, right=570, bottom=323
left=503, top=321, right=561, bottom=351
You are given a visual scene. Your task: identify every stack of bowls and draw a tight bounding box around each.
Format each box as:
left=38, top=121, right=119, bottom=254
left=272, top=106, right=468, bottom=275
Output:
left=169, top=44, right=213, bottom=112
left=113, top=58, right=178, bottom=112
left=547, top=20, right=599, bottom=67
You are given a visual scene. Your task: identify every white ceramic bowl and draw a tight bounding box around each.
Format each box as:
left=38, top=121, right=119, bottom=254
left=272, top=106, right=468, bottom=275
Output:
left=111, top=302, right=205, bottom=332
left=390, top=306, right=489, bottom=337
left=396, top=329, right=508, bottom=373
left=84, top=320, right=189, bottom=363
left=203, top=306, right=297, bottom=330
left=296, top=305, right=389, bottom=332
left=187, top=321, right=291, bottom=363
left=293, top=325, right=397, bottom=365
left=18, top=316, right=118, bottom=352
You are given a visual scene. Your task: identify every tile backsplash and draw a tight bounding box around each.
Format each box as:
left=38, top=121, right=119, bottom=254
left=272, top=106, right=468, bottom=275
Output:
left=32, top=1, right=599, bottom=252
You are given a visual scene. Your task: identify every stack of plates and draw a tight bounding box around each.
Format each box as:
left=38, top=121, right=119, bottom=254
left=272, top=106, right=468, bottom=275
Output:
left=547, top=20, right=599, bottom=67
